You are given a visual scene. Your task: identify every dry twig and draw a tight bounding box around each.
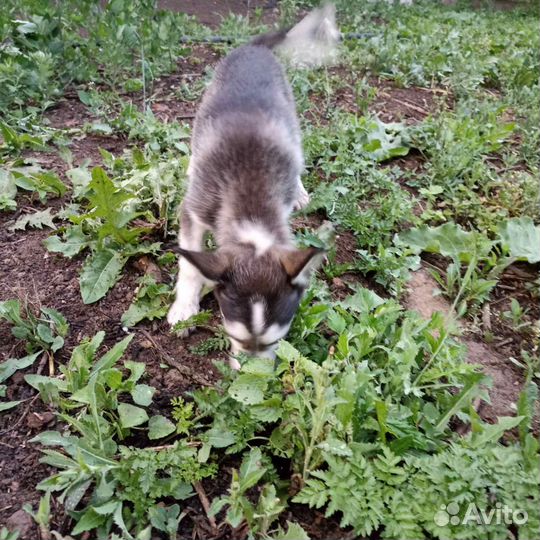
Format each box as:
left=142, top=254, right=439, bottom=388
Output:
left=194, top=480, right=218, bottom=533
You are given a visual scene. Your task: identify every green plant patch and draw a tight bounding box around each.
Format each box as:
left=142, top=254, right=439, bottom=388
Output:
left=0, top=299, right=68, bottom=355
left=0, top=161, right=66, bottom=211
left=2, top=1, right=539, bottom=538
left=396, top=218, right=540, bottom=315
left=121, top=275, right=172, bottom=328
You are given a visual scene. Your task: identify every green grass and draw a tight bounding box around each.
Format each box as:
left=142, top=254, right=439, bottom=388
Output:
left=0, top=0, right=539, bottom=539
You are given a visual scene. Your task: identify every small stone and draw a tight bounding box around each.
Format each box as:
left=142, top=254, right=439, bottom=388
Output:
left=6, top=509, right=34, bottom=538
left=26, top=411, right=55, bottom=429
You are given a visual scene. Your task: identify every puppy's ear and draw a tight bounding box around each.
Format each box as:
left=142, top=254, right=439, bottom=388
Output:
left=279, top=247, right=325, bottom=286
left=178, top=249, right=229, bottom=282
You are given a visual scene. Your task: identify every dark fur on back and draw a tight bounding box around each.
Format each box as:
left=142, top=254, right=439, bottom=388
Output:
left=250, top=28, right=290, bottom=48
left=185, top=124, right=297, bottom=238
left=168, top=7, right=338, bottom=356
left=184, top=45, right=303, bottom=244
left=192, top=45, right=297, bottom=129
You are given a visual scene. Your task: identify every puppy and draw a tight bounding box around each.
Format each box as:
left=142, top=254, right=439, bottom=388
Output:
left=168, top=5, right=339, bottom=363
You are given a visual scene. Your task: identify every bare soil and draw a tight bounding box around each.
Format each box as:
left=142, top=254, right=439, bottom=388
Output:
left=405, top=268, right=523, bottom=422
left=158, top=0, right=279, bottom=27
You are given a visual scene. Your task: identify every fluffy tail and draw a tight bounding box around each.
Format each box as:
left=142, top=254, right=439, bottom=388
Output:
left=251, top=4, right=340, bottom=67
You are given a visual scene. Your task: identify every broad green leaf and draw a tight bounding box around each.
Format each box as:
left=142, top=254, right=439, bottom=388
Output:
left=0, top=524, right=19, bottom=540
left=131, top=384, right=155, bottom=406
left=241, top=358, right=275, bottom=376
left=434, top=372, right=485, bottom=432
left=121, top=302, right=168, bottom=327
left=208, top=497, right=229, bottom=516
left=516, top=380, right=538, bottom=444
left=469, top=416, right=525, bottom=448
left=90, top=122, right=113, bottom=135
left=206, top=427, right=235, bottom=448
left=80, top=248, right=127, bottom=304
left=148, top=415, right=176, bottom=439
left=30, top=430, right=72, bottom=447
left=149, top=504, right=181, bottom=535
left=67, top=165, right=92, bottom=198
left=0, top=352, right=41, bottom=383
left=327, top=310, right=347, bottom=334
left=64, top=479, right=93, bottom=511
left=0, top=400, right=22, bottom=411
left=0, top=299, right=25, bottom=326
left=228, top=373, right=268, bottom=405
left=375, top=400, right=389, bottom=443
left=0, top=168, right=17, bottom=210
left=38, top=450, right=77, bottom=469
left=340, top=287, right=384, bottom=313
left=498, top=217, right=540, bottom=263
left=104, top=368, right=123, bottom=389
left=113, top=501, right=133, bottom=539
left=120, top=277, right=171, bottom=327
left=70, top=385, right=94, bottom=405
left=32, top=171, right=67, bottom=197
left=40, top=307, right=69, bottom=344
left=275, top=340, right=303, bottom=363
left=273, top=522, right=310, bottom=540
left=118, top=403, right=149, bottom=428
left=250, top=397, right=283, bottom=423
left=90, top=335, right=133, bottom=376
left=239, top=447, right=266, bottom=491
left=36, top=323, right=54, bottom=344
left=124, top=361, right=145, bottom=383
left=25, top=374, right=69, bottom=392
left=72, top=508, right=105, bottom=534
left=86, top=167, right=140, bottom=242
left=32, top=492, right=51, bottom=527
left=397, top=222, right=493, bottom=262
left=93, top=500, right=121, bottom=515
left=135, top=526, right=152, bottom=540
left=347, top=116, right=411, bottom=162
left=87, top=167, right=133, bottom=218
left=317, top=437, right=353, bottom=457
left=44, top=225, right=90, bottom=258
left=9, top=208, right=56, bottom=231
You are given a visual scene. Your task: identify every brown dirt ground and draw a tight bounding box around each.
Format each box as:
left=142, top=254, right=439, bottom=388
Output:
left=158, top=0, right=279, bottom=27
left=305, top=65, right=452, bottom=126
left=1, top=1, right=538, bottom=538
left=368, top=78, right=452, bottom=124
left=405, top=268, right=523, bottom=422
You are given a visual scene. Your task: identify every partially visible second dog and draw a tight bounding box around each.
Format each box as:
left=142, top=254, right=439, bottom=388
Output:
left=168, top=5, right=339, bottom=364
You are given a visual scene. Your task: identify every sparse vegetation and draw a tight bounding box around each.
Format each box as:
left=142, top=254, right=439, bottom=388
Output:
left=1, top=0, right=538, bottom=539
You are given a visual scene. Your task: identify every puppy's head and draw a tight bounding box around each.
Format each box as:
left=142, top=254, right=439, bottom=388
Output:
left=178, top=245, right=324, bottom=358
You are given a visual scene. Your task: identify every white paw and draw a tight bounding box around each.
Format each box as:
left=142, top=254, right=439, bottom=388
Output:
left=293, top=184, right=310, bottom=211
left=167, top=298, right=200, bottom=337
left=228, top=355, right=242, bottom=370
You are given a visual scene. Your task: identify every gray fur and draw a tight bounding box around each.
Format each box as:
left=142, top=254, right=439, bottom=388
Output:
left=185, top=44, right=303, bottom=237
left=169, top=7, right=338, bottom=358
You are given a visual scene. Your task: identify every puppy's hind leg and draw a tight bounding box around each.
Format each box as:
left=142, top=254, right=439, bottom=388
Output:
left=167, top=208, right=207, bottom=335
left=293, top=176, right=310, bottom=211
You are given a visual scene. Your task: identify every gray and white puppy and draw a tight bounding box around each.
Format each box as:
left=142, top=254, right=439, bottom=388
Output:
left=168, top=5, right=339, bottom=364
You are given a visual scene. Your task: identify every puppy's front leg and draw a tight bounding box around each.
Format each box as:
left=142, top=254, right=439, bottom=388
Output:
left=293, top=176, right=310, bottom=211
left=167, top=209, right=206, bottom=335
